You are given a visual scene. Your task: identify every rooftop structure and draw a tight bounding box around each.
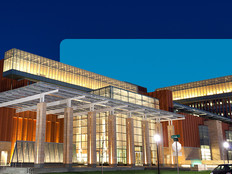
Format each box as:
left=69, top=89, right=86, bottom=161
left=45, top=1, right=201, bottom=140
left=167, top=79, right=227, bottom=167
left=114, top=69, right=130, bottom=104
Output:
left=3, top=48, right=138, bottom=92
left=0, top=49, right=186, bottom=168
left=157, top=75, right=232, bottom=100
left=1, top=48, right=231, bottom=170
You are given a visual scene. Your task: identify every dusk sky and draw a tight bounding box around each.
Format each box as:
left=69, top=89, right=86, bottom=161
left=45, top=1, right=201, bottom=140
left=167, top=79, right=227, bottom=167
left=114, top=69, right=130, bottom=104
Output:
left=1, top=1, right=232, bottom=92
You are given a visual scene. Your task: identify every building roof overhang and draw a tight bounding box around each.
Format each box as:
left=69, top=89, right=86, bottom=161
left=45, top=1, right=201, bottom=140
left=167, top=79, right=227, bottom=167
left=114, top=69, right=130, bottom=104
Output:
left=173, top=102, right=232, bottom=124
left=0, top=82, right=184, bottom=122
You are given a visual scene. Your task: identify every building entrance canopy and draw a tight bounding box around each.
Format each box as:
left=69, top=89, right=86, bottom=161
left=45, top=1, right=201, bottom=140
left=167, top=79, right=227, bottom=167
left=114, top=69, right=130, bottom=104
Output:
left=0, top=82, right=184, bottom=122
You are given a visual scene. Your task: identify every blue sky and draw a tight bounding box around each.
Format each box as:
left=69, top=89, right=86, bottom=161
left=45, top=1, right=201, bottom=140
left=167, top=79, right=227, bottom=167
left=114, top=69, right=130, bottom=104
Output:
left=1, top=2, right=232, bottom=61
left=60, top=39, right=232, bottom=92
left=1, top=1, right=231, bottom=92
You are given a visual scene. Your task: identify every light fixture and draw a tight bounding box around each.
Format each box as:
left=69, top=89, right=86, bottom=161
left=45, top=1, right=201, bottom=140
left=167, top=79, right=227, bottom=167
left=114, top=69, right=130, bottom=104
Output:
left=154, top=134, right=161, bottom=142
left=223, top=141, right=230, bottom=164
left=154, top=134, right=161, bottom=174
left=224, top=141, right=229, bottom=149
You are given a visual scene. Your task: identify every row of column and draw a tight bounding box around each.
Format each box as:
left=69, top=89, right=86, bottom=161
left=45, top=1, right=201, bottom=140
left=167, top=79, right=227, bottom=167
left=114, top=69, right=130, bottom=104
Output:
left=33, top=102, right=169, bottom=167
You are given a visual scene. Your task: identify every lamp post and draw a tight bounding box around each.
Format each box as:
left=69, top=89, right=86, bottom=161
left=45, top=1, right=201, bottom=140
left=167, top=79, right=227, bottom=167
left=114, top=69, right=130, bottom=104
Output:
left=154, top=134, right=161, bottom=174
left=223, top=141, right=230, bottom=164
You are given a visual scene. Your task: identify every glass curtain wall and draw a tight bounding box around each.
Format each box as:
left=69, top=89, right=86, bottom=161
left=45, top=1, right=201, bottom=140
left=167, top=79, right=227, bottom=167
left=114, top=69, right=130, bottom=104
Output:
left=96, top=112, right=109, bottom=165
left=116, top=114, right=127, bottom=165
left=11, top=141, right=76, bottom=163
left=134, top=117, right=143, bottom=166
left=149, top=120, right=157, bottom=165
left=3, top=49, right=137, bottom=92
left=91, top=86, right=159, bottom=109
left=157, top=76, right=232, bottom=100
left=73, top=115, right=88, bottom=164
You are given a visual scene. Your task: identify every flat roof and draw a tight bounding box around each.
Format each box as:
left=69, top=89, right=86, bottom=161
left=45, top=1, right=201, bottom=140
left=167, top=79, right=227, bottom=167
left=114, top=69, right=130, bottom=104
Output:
left=0, top=82, right=184, bottom=122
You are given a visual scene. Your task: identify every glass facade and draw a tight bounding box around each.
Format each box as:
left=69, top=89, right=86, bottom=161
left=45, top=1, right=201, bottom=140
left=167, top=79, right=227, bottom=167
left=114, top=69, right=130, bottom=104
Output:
left=149, top=120, right=157, bottom=164
left=96, top=112, right=108, bottom=164
left=3, top=49, right=138, bottom=92
left=199, top=125, right=211, bottom=160
left=73, top=115, right=88, bottom=164
left=116, top=114, right=127, bottom=165
left=91, top=86, right=159, bottom=109
left=11, top=141, right=76, bottom=163
left=10, top=117, right=158, bottom=166
left=4, top=49, right=161, bottom=166
left=72, top=113, right=158, bottom=166
left=134, top=118, right=143, bottom=166
left=157, top=76, right=232, bottom=100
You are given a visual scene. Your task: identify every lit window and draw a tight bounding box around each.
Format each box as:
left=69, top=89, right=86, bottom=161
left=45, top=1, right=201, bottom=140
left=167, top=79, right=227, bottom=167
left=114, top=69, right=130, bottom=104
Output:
left=226, top=131, right=232, bottom=160
left=200, top=145, right=211, bottom=160
left=198, top=125, right=211, bottom=160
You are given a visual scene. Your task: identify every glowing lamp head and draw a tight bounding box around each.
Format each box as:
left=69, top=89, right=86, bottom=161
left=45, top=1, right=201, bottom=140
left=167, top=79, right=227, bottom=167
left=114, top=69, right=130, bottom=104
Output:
left=223, top=141, right=230, bottom=149
left=154, top=134, right=161, bottom=142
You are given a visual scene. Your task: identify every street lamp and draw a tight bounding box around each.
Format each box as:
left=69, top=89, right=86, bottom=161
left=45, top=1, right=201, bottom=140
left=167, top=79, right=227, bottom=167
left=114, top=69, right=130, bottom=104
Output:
left=154, top=134, right=161, bottom=174
left=223, top=141, right=230, bottom=164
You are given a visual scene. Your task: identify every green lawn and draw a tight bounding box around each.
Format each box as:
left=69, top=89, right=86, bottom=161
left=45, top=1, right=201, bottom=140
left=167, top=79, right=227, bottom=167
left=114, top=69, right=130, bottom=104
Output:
left=46, top=170, right=211, bottom=174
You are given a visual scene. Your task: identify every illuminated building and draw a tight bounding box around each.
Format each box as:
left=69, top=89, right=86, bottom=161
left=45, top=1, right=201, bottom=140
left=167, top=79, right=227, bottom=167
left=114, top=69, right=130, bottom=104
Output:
left=158, top=76, right=232, bottom=101
left=157, top=76, right=232, bottom=117
left=0, top=48, right=231, bottom=170
left=0, top=49, right=183, bottom=168
left=156, top=77, right=232, bottom=166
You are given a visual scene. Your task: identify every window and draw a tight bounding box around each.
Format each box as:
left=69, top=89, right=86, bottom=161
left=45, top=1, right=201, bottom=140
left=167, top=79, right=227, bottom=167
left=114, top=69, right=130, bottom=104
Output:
left=96, top=112, right=109, bottom=164
left=134, top=118, right=143, bottom=166
left=199, top=125, right=211, bottom=160
left=116, top=114, right=127, bottom=164
left=73, top=115, right=88, bottom=164
left=149, top=120, right=157, bottom=165
left=91, top=86, right=158, bottom=109
left=225, top=131, right=232, bottom=160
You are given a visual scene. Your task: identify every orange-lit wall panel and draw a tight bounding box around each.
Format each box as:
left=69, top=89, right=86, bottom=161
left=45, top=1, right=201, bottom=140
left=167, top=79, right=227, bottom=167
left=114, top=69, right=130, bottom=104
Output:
left=0, top=107, right=15, bottom=141
left=10, top=112, right=63, bottom=144
left=0, top=106, right=64, bottom=160
left=0, top=59, right=30, bottom=93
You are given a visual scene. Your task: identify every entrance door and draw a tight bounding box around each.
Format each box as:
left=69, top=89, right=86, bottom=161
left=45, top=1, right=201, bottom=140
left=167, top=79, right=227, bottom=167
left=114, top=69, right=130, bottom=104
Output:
left=135, top=152, right=142, bottom=166
left=135, top=146, right=143, bottom=166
